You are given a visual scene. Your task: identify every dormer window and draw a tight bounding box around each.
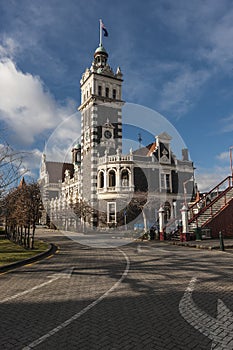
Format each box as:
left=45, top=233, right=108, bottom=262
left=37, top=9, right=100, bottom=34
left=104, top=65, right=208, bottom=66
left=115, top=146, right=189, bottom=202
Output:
left=106, top=87, right=109, bottom=98
left=98, top=85, right=102, bottom=96
left=113, top=89, right=116, bottom=99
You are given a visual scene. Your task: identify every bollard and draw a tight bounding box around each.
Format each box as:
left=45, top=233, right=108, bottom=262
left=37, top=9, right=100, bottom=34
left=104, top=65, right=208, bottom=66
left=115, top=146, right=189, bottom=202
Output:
left=219, top=231, right=225, bottom=251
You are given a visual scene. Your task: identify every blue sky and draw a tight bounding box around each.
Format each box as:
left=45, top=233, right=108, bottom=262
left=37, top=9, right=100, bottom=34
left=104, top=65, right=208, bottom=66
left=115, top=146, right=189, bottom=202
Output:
left=0, top=0, right=233, bottom=191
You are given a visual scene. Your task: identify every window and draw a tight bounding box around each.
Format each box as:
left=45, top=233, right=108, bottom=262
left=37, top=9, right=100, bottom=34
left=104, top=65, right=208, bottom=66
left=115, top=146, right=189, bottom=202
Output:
left=121, top=169, right=129, bottom=187
left=107, top=202, right=116, bottom=223
left=106, top=87, right=109, bottom=98
left=98, top=171, right=104, bottom=188
left=108, top=170, right=116, bottom=188
left=160, top=173, right=171, bottom=192
left=98, top=85, right=102, bottom=96
left=113, top=89, right=116, bottom=99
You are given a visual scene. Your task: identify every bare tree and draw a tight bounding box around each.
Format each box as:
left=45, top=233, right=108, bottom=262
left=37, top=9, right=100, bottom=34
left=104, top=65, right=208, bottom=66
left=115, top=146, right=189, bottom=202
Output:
left=0, top=142, right=27, bottom=197
left=3, top=181, right=42, bottom=249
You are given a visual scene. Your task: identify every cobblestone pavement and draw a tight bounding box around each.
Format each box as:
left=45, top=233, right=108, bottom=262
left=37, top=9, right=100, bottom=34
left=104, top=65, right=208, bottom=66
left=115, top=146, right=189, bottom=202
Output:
left=1, top=230, right=233, bottom=350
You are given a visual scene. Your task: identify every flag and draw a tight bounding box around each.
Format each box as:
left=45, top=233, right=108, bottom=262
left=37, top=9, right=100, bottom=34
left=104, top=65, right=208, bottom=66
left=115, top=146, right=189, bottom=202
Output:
left=101, top=20, right=108, bottom=37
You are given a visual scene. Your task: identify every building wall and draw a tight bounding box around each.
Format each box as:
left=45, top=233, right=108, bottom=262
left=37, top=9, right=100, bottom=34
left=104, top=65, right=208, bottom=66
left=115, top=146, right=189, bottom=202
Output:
left=204, top=199, right=233, bottom=238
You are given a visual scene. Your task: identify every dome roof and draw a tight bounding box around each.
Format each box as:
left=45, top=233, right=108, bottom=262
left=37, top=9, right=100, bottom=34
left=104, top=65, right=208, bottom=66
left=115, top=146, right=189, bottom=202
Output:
left=73, top=143, right=81, bottom=149
left=94, top=45, right=108, bottom=57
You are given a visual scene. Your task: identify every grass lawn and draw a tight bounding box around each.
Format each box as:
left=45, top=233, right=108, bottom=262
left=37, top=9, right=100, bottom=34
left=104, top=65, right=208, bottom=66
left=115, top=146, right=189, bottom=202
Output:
left=0, top=239, right=49, bottom=266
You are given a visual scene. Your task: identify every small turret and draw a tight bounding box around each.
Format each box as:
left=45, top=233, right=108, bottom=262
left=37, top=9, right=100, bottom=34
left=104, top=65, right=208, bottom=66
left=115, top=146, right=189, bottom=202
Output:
left=72, top=143, right=81, bottom=166
left=94, top=44, right=108, bottom=69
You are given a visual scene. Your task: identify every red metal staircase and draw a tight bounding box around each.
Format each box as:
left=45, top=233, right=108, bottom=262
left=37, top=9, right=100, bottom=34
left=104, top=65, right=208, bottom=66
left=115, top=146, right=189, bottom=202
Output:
left=188, top=176, right=233, bottom=235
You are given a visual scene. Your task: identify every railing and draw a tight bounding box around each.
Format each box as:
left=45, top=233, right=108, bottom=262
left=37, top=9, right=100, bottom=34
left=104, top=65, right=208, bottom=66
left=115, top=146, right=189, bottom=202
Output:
left=98, top=185, right=134, bottom=193
left=165, top=216, right=182, bottom=234
left=189, top=176, right=233, bottom=219
left=165, top=176, right=233, bottom=234
left=188, top=176, right=233, bottom=227
left=98, top=154, right=133, bottom=164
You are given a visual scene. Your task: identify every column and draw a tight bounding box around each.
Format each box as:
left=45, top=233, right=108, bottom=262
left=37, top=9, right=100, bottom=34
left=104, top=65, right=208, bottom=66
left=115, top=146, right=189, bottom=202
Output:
left=181, top=204, right=189, bottom=242
left=116, top=166, right=120, bottom=191
left=159, top=205, right=165, bottom=240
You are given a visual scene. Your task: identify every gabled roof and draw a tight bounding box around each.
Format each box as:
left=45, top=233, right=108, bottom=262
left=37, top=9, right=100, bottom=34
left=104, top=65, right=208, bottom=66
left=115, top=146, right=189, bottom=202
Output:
left=146, top=142, right=157, bottom=156
left=46, top=162, right=74, bottom=183
left=157, top=132, right=172, bottom=141
left=133, top=143, right=157, bottom=157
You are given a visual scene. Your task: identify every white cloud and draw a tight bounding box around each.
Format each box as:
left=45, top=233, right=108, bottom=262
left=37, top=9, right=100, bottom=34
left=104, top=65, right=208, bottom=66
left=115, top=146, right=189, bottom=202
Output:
left=44, top=112, right=81, bottom=163
left=19, top=148, right=43, bottom=179
left=195, top=166, right=230, bottom=192
left=0, top=37, right=19, bottom=58
left=0, top=58, right=75, bottom=145
left=220, top=114, right=233, bottom=133
left=158, top=68, right=210, bottom=116
left=216, top=151, right=230, bottom=162
left=201, top=10, right=233, bottom=69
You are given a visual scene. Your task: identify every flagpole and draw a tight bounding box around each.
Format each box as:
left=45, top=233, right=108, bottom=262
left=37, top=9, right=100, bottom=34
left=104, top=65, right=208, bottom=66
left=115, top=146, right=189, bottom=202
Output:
left=99, top=19, right=102, bottom=46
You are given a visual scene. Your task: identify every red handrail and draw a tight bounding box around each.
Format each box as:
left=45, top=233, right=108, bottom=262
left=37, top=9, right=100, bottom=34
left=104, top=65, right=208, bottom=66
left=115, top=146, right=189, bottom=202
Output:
left=189, top=185, right=233, bottom=226
left=189, top=176, right=233, bottom=215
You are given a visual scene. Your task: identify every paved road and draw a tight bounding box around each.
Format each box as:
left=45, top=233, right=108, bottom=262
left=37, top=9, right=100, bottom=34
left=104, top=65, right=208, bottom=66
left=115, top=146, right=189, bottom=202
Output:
left=1, top=229, right=233, bottom=350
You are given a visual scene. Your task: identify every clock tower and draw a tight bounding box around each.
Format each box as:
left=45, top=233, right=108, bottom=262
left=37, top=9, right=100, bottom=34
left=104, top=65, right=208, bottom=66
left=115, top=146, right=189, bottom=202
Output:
left=78, top=40, right=124, bottom=227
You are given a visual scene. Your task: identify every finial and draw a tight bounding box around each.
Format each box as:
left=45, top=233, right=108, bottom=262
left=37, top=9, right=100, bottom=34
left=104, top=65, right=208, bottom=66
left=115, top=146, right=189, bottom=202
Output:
left=138, top=133, right=142, bottom=149
left=116, top=67, right=123, bottom=76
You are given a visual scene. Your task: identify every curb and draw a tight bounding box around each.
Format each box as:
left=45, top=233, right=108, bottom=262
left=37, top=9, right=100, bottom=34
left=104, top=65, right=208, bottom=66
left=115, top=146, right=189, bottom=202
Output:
left=167, top=241, right=233, bottom=251
left=0, top=243, right=57, bottom=274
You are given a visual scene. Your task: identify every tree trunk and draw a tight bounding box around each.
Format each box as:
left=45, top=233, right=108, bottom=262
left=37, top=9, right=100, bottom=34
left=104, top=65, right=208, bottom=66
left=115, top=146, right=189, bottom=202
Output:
left=27, top=226, right=30, bottom=248
left=31, top=225, right=35, bottom=249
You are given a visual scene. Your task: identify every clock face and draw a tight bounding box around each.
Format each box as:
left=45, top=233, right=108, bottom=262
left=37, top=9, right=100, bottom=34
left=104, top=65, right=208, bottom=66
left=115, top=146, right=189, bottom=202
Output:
left=104, top=130, right=112, bottom=139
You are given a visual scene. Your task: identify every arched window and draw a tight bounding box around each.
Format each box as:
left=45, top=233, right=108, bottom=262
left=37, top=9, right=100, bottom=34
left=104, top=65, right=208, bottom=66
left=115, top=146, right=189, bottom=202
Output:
left=108, top=170, right=116, bottom=188
left=98, top=171, right=104, bottom=188
left=121, top=169, right=129, bottom=187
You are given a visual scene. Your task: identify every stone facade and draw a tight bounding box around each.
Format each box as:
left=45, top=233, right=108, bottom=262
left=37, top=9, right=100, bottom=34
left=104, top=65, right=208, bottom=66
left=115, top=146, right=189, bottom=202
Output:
left=38, top=42, right=195, bottom=232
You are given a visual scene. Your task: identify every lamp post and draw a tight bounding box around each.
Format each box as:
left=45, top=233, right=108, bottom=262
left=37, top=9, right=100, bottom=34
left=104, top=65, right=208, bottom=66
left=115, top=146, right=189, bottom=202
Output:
left=230, top=146, right=233, bottom=179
